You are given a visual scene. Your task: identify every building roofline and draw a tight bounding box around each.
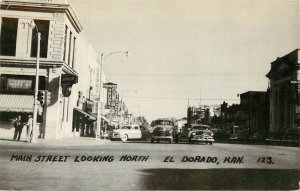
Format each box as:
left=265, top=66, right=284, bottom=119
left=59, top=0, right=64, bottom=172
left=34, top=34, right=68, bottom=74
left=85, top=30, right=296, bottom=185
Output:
left=270, top=49, right=299, bottom=65
left=266, top=49, right=299, bottom=78
left=0, top=0, right=83, bottom=33
left=240, top=91, right=267, bottom=95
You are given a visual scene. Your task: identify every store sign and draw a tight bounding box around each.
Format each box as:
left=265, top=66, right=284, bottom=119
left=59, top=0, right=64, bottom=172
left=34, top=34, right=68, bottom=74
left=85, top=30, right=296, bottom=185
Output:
left=86, top=99, right=94, bottom=113
left=61, top=74, right=78, bottom=97
left=107, top=88, right=112, bottom=106
left=61, top=74, right=78, bottom=86
left=103, top=82, right=117, bottom=89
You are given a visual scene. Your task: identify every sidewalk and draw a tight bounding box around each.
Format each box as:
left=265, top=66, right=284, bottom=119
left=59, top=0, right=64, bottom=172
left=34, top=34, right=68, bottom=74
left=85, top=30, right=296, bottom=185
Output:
left=0, top=133, right=110, bottom=147
left=36, top=137, right=111, bottom=147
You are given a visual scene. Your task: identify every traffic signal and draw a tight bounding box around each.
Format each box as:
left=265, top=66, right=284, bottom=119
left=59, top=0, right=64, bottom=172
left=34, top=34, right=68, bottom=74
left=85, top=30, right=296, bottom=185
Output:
left=37, top=90, right=45, bottom=105
left=46, top=91, right=51, bottom=106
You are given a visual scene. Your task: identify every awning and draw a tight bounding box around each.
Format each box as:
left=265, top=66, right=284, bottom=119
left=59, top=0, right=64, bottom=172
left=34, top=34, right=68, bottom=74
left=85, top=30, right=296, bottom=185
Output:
left=74, top=108, right=96, bottom=121
left=101, top=115, right=110, bottom=123
left=0, top=94, right=34, bottom=113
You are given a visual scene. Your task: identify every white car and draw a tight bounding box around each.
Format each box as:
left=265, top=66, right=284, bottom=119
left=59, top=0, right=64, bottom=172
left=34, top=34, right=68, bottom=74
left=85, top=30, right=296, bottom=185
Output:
left=110, top=125, right=151, bottom=142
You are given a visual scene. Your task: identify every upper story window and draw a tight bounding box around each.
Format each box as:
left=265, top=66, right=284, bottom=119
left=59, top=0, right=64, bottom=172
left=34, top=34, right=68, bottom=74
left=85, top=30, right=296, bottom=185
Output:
left=63, top=25, right=68, bottom=62
left=31, top=19, right=50, bottom=58
left=68, top=31, right=73, bottom=66
left=0, top=17, right=18, bottom=56
left=72, top=37, right=76, bottom=68
left=63, top=25, right=76, bottom=68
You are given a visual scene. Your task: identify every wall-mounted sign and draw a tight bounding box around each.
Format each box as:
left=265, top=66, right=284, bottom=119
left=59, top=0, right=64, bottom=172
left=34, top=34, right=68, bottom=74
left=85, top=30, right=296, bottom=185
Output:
left=103, top=82, right=117, bottom=89
left=86, top=99, right=94, bottom=113
left=61, top=74, right=78, bottom=86
left=107, top=88, right=112, bottom=106
left=61, top=74, right=78, bottom=97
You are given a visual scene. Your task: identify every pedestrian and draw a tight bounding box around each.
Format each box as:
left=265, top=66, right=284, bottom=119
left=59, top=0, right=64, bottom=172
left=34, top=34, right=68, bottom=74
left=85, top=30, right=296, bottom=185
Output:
left=26, top=115, right=33, bottom=142
left=12, top=115, right=22, bottom=141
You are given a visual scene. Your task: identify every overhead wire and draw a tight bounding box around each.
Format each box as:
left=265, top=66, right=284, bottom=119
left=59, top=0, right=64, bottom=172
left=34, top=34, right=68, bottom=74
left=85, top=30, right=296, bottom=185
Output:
left=123, top=95, right=239, bottom=101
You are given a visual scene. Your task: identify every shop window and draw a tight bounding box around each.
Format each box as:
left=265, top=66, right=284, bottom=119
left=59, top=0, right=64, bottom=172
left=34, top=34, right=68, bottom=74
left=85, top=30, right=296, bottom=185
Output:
left=0, top=17, right=18, bottom=56
left=0, top=75, right=45, bottom=94
left=31, top=19, right=49, bottom=58
left=7, top=78, right=32, bottom=90
left=0, top=76, right=7, bottom=90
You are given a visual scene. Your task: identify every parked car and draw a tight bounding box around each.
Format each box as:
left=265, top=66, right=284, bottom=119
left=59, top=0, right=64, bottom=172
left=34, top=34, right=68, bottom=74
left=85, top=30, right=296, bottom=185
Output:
left=150, top=119, right=177, bottom=144
left=176, top=124, right=214, bottom=145
left=110, top=125, right=151, bottom=142
left=151, top=125, right=177, bottom=143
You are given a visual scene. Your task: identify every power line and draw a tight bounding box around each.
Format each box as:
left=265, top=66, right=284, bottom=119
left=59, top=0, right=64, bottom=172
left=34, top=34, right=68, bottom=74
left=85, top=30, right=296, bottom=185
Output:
left=123, top=95, right=239, bottom=101
left=106, top=72, right=265, bottom=77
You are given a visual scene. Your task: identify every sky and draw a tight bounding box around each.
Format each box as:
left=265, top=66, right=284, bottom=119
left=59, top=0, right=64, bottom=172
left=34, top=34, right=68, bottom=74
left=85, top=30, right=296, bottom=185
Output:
left=70, top=0, right=299, bottom=122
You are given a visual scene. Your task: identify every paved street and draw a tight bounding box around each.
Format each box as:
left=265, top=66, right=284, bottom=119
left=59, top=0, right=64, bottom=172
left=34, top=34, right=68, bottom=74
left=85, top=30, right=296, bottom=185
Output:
left=0, top=138, right=299, bottom=190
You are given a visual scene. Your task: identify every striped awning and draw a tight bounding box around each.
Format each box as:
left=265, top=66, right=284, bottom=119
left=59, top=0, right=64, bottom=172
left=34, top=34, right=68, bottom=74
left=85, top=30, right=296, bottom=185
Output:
left=0, top=94, right=34, bottom=113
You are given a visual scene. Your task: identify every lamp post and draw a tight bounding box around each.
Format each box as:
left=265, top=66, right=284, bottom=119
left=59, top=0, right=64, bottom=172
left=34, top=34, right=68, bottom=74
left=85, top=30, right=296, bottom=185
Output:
left=96, top=51, right=128, bottom=140
left=29, top=20, right=41, bottom=143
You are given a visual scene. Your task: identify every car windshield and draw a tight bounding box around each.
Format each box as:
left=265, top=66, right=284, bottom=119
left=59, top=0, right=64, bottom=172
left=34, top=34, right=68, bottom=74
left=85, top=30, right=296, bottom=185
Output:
left=152, top=120, right=174, bottom=126
left=192, top=125, right=210, bottom=131
left=155, top=126, right=172, bottom=131
left=121, top=126, right=132, bottom=130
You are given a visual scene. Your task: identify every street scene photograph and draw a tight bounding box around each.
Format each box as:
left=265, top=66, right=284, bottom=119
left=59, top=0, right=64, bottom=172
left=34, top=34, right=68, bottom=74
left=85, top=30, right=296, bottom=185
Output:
left=0, top=0, right=299, bottom=190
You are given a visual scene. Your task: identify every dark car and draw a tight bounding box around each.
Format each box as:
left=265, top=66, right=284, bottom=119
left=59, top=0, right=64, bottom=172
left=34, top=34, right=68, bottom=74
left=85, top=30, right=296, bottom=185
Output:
left=151, top=125, right=177, bottom=144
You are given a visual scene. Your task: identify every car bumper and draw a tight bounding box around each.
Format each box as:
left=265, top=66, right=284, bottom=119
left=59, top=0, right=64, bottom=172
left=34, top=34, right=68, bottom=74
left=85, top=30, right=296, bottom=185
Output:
left=151, top=136, right=173, bottom=140
left=191, top=137, right=214, bottom=142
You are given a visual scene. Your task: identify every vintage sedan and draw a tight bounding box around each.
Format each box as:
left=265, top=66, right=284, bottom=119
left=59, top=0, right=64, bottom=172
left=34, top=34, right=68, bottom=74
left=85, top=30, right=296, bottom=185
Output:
left=176, top=124, right=214, bottom=145
left=151, top=125, right=176, bottom=144
left=150, top=119, right=177, bottom=144
left=110, top=125, right=151, bottom=142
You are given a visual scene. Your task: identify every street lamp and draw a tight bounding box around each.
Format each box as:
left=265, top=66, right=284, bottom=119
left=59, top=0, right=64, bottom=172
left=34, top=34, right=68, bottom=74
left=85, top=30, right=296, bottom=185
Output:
left=96, top=51, right=128, bottom=140
left=29, top=20, right=41, bottom=143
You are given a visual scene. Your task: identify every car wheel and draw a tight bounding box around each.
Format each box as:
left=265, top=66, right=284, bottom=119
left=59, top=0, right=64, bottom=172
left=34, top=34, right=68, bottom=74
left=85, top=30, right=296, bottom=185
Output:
left=120, top=134, right=128, bottom=142
left=151, top=138, right=154, bottom=143
left=210, top=141, right=213, bottom=145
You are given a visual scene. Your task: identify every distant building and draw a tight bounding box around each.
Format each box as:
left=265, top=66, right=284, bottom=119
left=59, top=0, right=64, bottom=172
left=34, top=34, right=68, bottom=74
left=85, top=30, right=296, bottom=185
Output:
left=187, top=105, right=221, bottom=127
left=220, top=91, right=269, bottom=135
left=266, top=49, right=300, bottom=132
left=240, top=91, right=269, bottom=134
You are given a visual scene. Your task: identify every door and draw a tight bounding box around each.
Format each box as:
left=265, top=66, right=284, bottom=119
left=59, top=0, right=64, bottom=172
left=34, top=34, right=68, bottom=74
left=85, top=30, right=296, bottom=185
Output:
left=131, top=125, right=141, bottom=139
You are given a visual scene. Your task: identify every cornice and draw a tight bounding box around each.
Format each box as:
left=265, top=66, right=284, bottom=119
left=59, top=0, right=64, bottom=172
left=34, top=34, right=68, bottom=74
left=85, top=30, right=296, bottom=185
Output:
left=62, top=63, right=78, bottom=76
left=0, top=0, right=83, bottom=32
left=0, top=58, right=63, bottom=67
left=0, top=59, right=78, bottom=77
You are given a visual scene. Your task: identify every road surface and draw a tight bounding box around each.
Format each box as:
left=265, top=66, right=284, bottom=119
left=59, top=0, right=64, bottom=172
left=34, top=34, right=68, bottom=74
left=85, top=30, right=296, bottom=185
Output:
left=0, top=139, right=299, bottom=190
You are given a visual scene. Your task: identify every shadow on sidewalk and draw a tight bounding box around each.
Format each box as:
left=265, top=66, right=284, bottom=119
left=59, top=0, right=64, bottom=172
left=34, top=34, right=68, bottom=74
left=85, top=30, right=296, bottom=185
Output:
left=0, top=138, right=28, bottom=143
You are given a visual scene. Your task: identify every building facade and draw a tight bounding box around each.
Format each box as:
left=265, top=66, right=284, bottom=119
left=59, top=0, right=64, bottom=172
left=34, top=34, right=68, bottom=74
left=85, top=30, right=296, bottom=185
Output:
left=267, top=49, right=300, bottom=133
left=0, top=0, right=107, bottom=139
left=219, top=91, right=269, bottom=138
